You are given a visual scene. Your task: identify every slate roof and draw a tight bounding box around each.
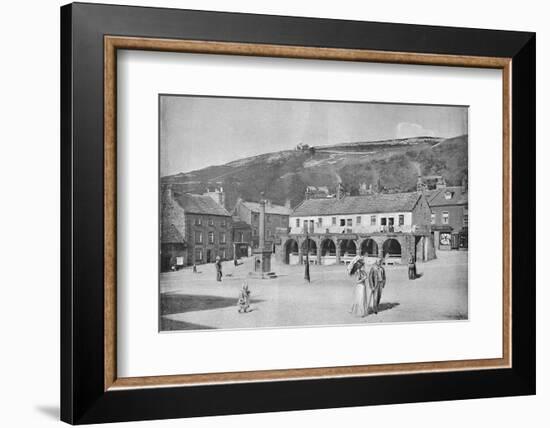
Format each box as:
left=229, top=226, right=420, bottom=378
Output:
left=241, top=201, right=291, bottom=216
left=161, top=224, right=186, bottom=244
left=427, top=187, right=468, bottom=207
left=291, top=192, right=421, bottom=217
left=232, top=216, right=252, bottom=229
left=173, top=193, right=231, bottom=216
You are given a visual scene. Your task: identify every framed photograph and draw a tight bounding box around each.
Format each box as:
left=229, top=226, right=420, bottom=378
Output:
left=61, top=2, right=535, bottom=424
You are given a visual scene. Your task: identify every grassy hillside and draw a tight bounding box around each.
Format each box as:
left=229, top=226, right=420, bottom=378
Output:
left=162, top=135, right=468, bottom=210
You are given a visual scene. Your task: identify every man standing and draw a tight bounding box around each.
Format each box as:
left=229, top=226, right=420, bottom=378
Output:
left=215, top=256, right=222, bottom=282
left=368, top=258, right=386, bottom=314
left=408, top=254, right=416, bottom=280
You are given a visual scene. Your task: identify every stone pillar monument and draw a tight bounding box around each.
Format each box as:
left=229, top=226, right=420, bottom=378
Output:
left=252, top=198, right=273, bottom=278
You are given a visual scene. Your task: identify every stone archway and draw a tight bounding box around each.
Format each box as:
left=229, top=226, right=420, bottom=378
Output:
left=301, top=238, right=317, bottom=256
left=320, top=238, right=337, bottom=265
left=360, top=238, right=378, bottom=257
left=284, top=239, right=299, bottom=265
left=382, top=238, right=402, bottom=260
left=339, top=239, right=357, bottom=261
left=321, top=238, right=336, bottom=256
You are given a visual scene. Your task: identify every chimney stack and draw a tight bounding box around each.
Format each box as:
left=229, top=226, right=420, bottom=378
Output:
left=336, top=182, right=345, bottom=200
left=163, top=184, right=173, bottom=203
left=203, top=187, right=225, bottom=208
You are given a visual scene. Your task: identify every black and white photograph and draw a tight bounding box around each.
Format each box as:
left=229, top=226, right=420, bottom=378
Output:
left=159, top=95, right=469, bottom=331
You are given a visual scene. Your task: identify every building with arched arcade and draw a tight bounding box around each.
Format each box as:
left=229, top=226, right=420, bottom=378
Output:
left=276, top=192, right=436, bottom=266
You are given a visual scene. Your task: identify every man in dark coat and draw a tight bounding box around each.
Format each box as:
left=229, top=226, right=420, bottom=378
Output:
left=368, top=258, right=386, bottom=314
left=215, top=256, right=222, bottom=282
left=408, top=254, right=417, bottom=280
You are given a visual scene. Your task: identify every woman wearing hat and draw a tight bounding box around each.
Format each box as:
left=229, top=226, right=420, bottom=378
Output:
left=348, top=256, right=368, bottom=317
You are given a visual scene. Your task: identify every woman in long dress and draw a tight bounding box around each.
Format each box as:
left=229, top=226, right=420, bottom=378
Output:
left=349, top=257, right=368, bottom=317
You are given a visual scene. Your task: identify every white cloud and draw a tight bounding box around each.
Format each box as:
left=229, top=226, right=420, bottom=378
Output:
left=395, top=122, right=436, bottom=139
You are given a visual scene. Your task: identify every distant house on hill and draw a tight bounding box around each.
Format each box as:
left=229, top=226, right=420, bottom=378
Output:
left=304, top=185, right=333, bottom=199
left=160, top=186, right=233, bottom=270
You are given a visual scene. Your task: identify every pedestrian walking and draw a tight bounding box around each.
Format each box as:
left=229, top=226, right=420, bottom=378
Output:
left=368, top=258, right=386, bottom=314
left=408, top=254, right=416, bottom=280
left=215, top=256, right=222, bottom=282
left=347, top=255, right=368, bottom=317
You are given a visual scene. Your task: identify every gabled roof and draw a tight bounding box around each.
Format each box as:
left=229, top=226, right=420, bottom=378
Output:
left=232, top=216, right=252, bottom=229
left=240, top=201, right=291, bottom=216
left=291, top=192, right=422, bottom=217
left=161, top=224, right=186, bottom=244
left=427, top=187, right=468, bottom=207
left=173, top=193, right=231, bottom=217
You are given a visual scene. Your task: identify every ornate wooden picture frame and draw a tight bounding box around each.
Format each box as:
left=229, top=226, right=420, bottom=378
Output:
left=61, top=2, right=535, bottom=424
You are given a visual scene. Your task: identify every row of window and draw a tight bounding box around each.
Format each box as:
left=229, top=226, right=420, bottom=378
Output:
left=251, top=228, right=275, bottom=238
left=296, top=215, right=405, bottom=228
left=251, top=213, right=287, bottom=225
left=430, top=212, right=469, bottom=227
left=195, top=231, right=227, bottom=244
left=195, top=248, right=227, bottom=261
left=193, top=217, right=227, bottom=227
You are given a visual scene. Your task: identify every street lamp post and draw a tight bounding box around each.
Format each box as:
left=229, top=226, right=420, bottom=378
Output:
left=304, top=221, right=310, bottom=282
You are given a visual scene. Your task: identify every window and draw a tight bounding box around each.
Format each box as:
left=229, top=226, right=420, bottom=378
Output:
left=267, top=229, right=272, bottom=237
left=340, top=219, right=346, bottom=226
left=318, top=217, right=322, bottom=226
left=208, top=231, right=215, bottom=244
left=463, top=215, right=468, bottom=227
left=195, top=249, right=203, bottom=261
left=239, top=232, right=244, bottom=242
left=221, top=219, right=226, bottom=227
left=398, top=214, right=404, bottom=226
left=431, top=213, right=436, bottom=224
left=347, top=218, right=352, bottom=226
left=253, top=229, right=258, bottom=236
left=208, top=218, right=214, bottom=226
left=332, top=217, right=336, bottom=225
left=381, top=218, right=387, bottom=226
left=220, top=232, right=226, bottom=244
left=356, top=216, right=361, bottom=224
left=195, top=231, right=203, bottom=244
left=194, top=218, right=202, bottom=226
left=442, top=211, right=449, bottom=224
left=296, top=218, right=300, bottom=227
left=370, top=215, right=376, bottom=226
left=253, top=213, right=259, bottom=222
left=220, top=249, right=226, bottom=259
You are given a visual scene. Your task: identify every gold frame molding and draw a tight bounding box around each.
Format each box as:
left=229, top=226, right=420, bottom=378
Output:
left=104, top=35, right=512, bottom=391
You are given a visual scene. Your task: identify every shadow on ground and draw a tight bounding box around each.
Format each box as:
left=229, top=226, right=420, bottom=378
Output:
left=160, top=317, right=216, bottom=331
left=161, top=293, right=263, bottom=315
left=369, top=302, right=400, bottom=314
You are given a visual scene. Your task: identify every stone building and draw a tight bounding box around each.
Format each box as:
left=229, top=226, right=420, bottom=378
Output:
left=232, top=199, right=292, bottom=250
left=427, top=180, right=468, bottom=250
left=277, top=192, right=435, bottom=266
left=231, top=217, right=253, bottom=258
left=160, top=223, right=187, bottom=272
left=160, top=186, right=233, bottom=270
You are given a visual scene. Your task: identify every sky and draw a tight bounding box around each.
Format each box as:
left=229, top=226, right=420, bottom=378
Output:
left=160, top=95, right=468, bottom=177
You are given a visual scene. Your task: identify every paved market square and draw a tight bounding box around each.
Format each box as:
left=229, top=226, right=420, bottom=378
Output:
left=160, top=251, right=468, bottom=331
